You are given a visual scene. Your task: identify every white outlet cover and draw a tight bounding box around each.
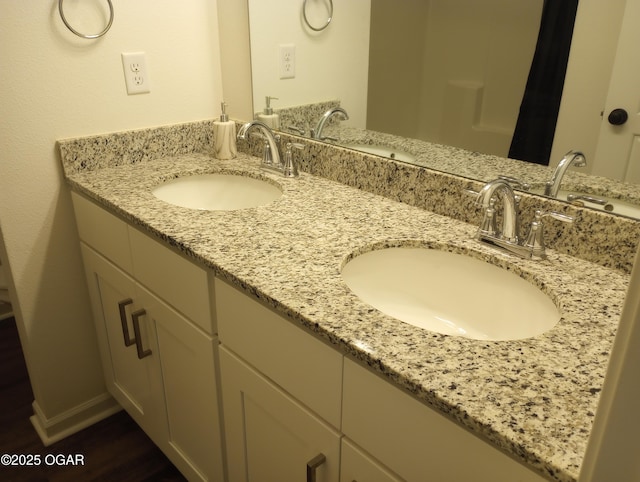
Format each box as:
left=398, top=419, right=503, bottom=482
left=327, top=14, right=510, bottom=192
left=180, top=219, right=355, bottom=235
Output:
left=121, top=52, right=150, bottom=95
left=279, top=44, right=295, bottom=79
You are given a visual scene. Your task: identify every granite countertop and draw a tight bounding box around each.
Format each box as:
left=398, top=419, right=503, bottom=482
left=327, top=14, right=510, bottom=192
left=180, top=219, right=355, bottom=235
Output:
left=331, top=125, right=640, bottom=207
left=65, top=152, right=628, bottom=482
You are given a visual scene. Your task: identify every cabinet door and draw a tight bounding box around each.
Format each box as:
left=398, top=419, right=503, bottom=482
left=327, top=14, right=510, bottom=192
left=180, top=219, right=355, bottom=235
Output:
left=342, top=359, right=546, bottom=482
left=80, top=244, right=166, bottom=443
left=220, top=346, right=341, bottom=482
left=340, top=438, right=402, bottom=482
left=139, top=285, right=225, bottom=482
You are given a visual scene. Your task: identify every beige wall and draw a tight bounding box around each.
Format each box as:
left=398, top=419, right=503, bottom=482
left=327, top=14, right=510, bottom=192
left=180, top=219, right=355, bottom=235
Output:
left=248, top=0, right=371, bottom=128
left=0, top=0, right=222, bottom=441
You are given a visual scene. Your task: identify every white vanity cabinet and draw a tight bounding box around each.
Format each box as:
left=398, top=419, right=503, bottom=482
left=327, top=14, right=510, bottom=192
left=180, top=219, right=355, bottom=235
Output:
left=72, top=191, right=548, bottom=482
left=80, top=245, right=166, bottom=441
left=71, top=192, right=225, bottom=482
left=216, top=278, right=343, bottom=482
left=220, top=347, right=341, bottom=482
left=340, top=438, right=403, bottom=482
left=216, top=278, right=548, bottom=482
left=342, top=359, right=547, bottom=482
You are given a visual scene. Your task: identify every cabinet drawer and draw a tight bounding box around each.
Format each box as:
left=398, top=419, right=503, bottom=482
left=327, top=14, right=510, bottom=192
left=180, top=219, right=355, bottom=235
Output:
left=216, top=278, right=343, bottom=428
left=71, top=192, right=133, bottom=273
left=129, top=228, right=214, bottom=335
left=342, top=359, right=546, bottom=482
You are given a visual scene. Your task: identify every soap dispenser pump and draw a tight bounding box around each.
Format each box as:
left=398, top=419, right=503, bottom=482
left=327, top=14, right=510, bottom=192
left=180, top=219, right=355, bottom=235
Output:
left=257, top=96, right=280, bottom=129
left=213, top=101, right=237, bottom=160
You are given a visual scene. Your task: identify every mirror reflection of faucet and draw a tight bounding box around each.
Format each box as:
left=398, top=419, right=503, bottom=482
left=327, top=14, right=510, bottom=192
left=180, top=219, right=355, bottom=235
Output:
left=287, top=125, right=306, bottom=136
left=311, top=106, right=349, bottom=140
left=498, top=175, right=531, bottom=191
left=544, top=150, right=586, bottom=197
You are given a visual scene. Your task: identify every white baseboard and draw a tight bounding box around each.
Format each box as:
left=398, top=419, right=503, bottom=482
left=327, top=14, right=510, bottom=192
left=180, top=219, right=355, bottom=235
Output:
left=30, top=392, right=122, bottom=446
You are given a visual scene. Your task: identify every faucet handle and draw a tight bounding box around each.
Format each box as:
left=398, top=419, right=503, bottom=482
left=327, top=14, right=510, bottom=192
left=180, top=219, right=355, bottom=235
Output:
left=523, top=210, right=574, bottom=259
left=464, top=188, right=479, bottom=198
left=541, top=211, right=574, bottom=224
left=287, top=125, right=306, bottom=136
left=283, top=142, right=304, bottom=178
left=478, top=197, right=498, bottom=237
left=498, top=175, right=531, bottom=191
left=255, top=133, right=281, bottom=168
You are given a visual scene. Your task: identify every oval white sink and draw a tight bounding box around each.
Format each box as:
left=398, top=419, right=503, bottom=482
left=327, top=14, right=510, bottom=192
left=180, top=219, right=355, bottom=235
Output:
left=343, top=143, right=416, bottom=163
left=341, top=247, right=560, bottom=341
left=152, top=173, right=282, bottom=211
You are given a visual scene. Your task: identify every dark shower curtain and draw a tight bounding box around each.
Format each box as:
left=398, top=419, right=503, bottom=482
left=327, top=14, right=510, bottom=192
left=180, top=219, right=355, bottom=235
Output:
left=508, top=0, right=579, bottom=165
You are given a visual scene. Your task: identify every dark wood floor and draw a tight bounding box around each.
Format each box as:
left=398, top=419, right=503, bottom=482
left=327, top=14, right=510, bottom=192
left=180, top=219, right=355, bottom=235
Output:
left=0, top=317, right=187, bottom=481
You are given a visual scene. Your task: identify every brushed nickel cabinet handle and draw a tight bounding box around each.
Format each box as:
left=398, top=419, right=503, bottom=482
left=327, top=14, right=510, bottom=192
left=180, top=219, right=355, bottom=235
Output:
left=306, top=453, right=326, bottom=482
left=131, top=309, right=152, bottom=359
left=117, top=298, right=135, bottom=346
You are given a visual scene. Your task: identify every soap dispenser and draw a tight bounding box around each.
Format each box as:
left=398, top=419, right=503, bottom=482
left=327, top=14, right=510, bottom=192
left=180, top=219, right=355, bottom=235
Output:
left=257, top=96, right=280, bottom=129
left=213, top=101, right=237, bottom=160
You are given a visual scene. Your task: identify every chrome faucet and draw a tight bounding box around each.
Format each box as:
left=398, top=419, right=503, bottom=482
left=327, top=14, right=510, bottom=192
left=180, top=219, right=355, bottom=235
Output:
left=473, top=179, right=573, bottom=259
left=237, top=120, right=305, bottom=177
left=237, top=120, right=283, bottom=171
left=311, top=107, right=349, bottom=140
left=544, top=150, right=586, bottom=197
left=476, top=179, right=520, bottom=243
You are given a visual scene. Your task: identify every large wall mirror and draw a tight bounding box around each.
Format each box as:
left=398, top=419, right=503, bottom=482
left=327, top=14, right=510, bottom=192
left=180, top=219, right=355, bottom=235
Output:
left=242, top=0, right=640, bottom=219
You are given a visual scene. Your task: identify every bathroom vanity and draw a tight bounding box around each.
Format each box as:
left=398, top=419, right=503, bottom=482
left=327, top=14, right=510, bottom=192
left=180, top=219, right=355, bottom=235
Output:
left=60, top=122, right=631, bottom=482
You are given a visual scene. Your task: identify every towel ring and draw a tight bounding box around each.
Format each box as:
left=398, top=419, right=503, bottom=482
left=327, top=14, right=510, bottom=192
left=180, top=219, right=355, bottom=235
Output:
left=58, top=0, right=114, bottom=39
left=303, top=0, right=333, bottom=32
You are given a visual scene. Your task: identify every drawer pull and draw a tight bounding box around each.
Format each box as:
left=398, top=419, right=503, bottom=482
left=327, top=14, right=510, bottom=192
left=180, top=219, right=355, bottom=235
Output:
left=306, top=453, right=326, bottom=482
left=117, top=298, right=135, bottom=346
left=131, top=309, right=152, bottom=359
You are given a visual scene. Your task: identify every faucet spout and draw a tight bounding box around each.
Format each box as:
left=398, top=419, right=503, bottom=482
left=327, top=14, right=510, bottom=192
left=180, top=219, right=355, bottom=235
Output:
left=237, top=120, right=282, bottom=167
left=544, top=150, right=586, bottom=197
left=312, top=107, right=349, bottom=140
left=476, top=179, right=519, bottom=243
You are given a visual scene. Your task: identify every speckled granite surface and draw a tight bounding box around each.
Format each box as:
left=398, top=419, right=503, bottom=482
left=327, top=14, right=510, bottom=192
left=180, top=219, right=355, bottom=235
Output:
left=58, top=120, right=632, bottom=482
left=58, top=119, right=640, bottom=273
left=258, top=99, right=340, bottom=137
left=271, top=130, right=640, bottom=274
left=257, top=101, right=640, bottom=209
left=309, top=122, right=640, bottom=208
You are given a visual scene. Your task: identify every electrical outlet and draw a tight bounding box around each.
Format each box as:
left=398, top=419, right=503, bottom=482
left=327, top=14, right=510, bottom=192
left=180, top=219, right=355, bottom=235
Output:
left=121, top=52, right=150, bottom=95
left=279, top=44, right=295, bottom=79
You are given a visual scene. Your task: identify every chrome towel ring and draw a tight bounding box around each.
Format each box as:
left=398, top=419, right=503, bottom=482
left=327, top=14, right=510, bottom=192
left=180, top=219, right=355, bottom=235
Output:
left=303, top=0, right=333, bottom=32
left=58, top=0, right=114, bottom=39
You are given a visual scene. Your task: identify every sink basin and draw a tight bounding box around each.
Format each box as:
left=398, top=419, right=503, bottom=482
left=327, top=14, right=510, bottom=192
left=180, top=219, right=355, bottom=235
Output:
left=341, top=247, right=560, bottom=341
left=152, top=173, right=282, bottom=211
left=343, top=143, right=416, bottom=163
